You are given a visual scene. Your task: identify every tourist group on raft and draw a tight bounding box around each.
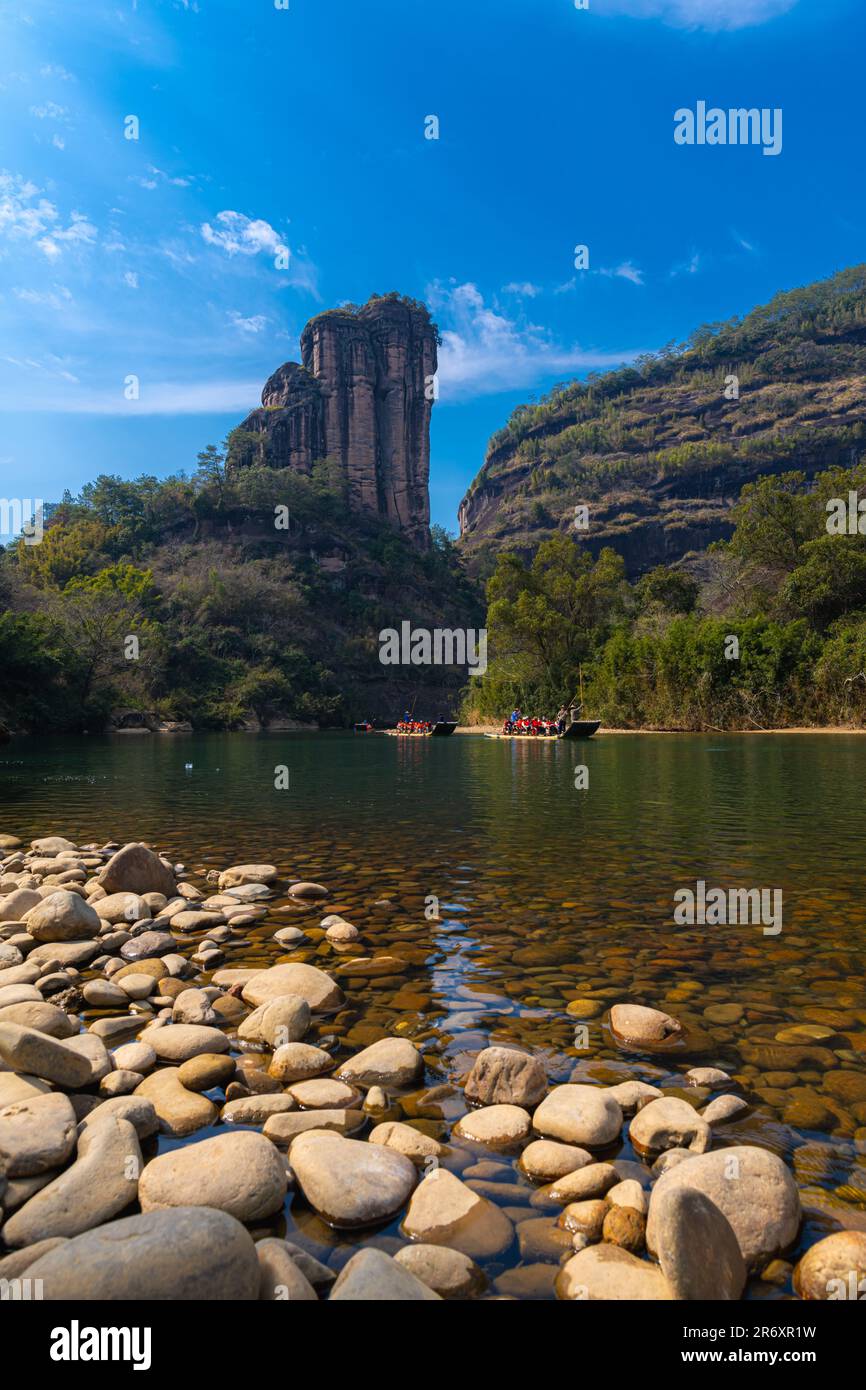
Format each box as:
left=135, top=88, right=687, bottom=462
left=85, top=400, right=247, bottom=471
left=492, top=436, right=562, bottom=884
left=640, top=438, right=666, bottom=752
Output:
left=500, top=706, right=570, bottom=737
left=395, top=717, right=435, bottom=734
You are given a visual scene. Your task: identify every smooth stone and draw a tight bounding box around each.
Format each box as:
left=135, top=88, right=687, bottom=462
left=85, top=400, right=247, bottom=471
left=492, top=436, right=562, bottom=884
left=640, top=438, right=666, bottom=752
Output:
left=0, top=1237, right=68, bottom=1278
left=0, top=984, right=42, bottom=1008
left=139, top=1130, right=287, bottom=1222
left=98, top=843, right=176, bottom=897
left=335, top=1037, right=423, bottom=1089
left=83, top=979, right=128, bottom=1009
left=326, top=920, right=359, bottom=943
left=87, top=1015, right=146, bottom=1044
left=702, top=1095, right=750, bottom=1125
left=518, top=1139, right=593, bottom=1184
left=0, top=1000, right=78, bottom=1038
left=170, top=988, right=217, bottom=1025
left=237, top=995, right=310, bottom=1048
left=222, top=1093, right=296, bottom=1124
left=290, top=1131, right=416, bottom=1228
left=144, top=1024, right=230, bottom=1063
left=686, top=1067, right=732, bottom=1087
left=24, top=890, right=101, bottom=942
left=96, top=892, right=151, bottom=926
left=120, top=931, right=175, bottom=961
left=604, top=1080, right=664, bottom=1114
left=629, top=1097, right=711, bottom=1156
left=135, top=1068, right=219, bottom=1136
left=793, top=1231, right=866, bottom=1299
left=242, top=963, right=343, bottom=1013
left=602, top=1204, right=646, bottom=1252
left=268, top=1042, right=332, bottom=1083
left=394, top=1243, right=485, bottom=1298
left=609, top=1004, right=683, bottom=1047
left=219, top=864, right=278, bottom=889
left=647, top=1146, right=802, bottom=1272
left=28, top=939, right=100, bottom=968
left=558, top=1199, right=609, bottom=1239
left=0, top=1071, right=52, bottom=1107
left=287, top=1078, right=359, bottom=1110
left=25, top=1207, right=260, bottom=1299
left=99, top=1069, right=143, bottom=1097
left=330, top=1248, right=440, bottom=1301
left=78, top=1095, right=158, bottom=1140
left=112, top=1041, right=157, bottom=1074
left=453, top=1103, right=531, bottom=1149
left=547, top=1162, right=619, bottom=1204
left=0, top=1021, right=91, bottom=1087
left=651, top=1184, right=747, bottom=1299
left=556, top=1244, right=673, bottom=1300
left=401, top=1168, right=514, bottom=1260
left=170, top=910, right=225, bottom=933
left=0, top=1092, right=77, bottom=1176
left=607, top=1179, right=647, bottom=1214
left=368, top=1120, right=448, bottom=1164
left=256, top=1238, right=318, bottom=1300
left=118, top=973, right=157, bottom=1000
left=3, top=1116, right=141, bottom=1246
left=0, top=889, right=43, bottom=922
left=177, top=1053, right=235, bottom=1092
left=532, top=1085, right=623, bottom=1148
left=282, top=1242, right=336, bottom=1290
left=289, top=882, right=329, bottom=899
left=264, top=1109, right=363, bottom=1144
left=463, top=1045, right=547, bottom=1107
left=115, top=958, right=167, bottom=982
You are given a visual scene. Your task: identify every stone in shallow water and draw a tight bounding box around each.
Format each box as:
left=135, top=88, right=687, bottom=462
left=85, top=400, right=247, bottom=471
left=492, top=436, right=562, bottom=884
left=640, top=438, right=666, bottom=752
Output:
left=242, top=962, right=343, bottom=1012
left=0, top=1091, right=77, bottom=1176
left=335, top=1036, right=423, bottom=1089
left=558, top=1199, right=608, bottom=1240
left=289, top=1130, right=416, bottom=1228
left=606, top=1178, right=647, bottom=1214
left=268, top=1042, right=332, bottom=1083
left=330, top=1247, right=441, bottom=1301
left=556, top=1244, right=673, bottom=1300
left=238, top=994, right=310, bottom=1047
left=532, top=1085, right=623, bottom=1148
left=629, top=1097, right=711, bottom=1156
left=463, top=1045, right=547, bottom=1107
left=650, top=1185, right=746, bottom=1300
left=25, top=890, right=101, bottom=942
left=604, top=1080, right=663, bottom=1114
left=287, top=1078, right=359, bottom=1110
left=453, top=1103, right=531, bottom=1149
left=702, top=1094, right=750, bottom=1125
left=0, top=1022, right=92, bottom=1088
left=519, top=1139, right=593, bottom=1184
left=400, top=1167, right=514, bottom=1260
left=264, top=1108, right=363, bottom=1144
left=547, top=1162, right=619, bottom=1204
left=289, top=881, right=329, bottom=899
left=793, top=1230, right=866, bottom=1299
left=177, top=1052, right=235, bottom=1092
left=256, top=1238, right=318, bottom=1300
left=98, top=843, right=177, bottom=897
left=394, top=1243, right=485, bottom=1299
left=219, top=864, right=278, bottom=889
left=685, top=1067, right=732, bottom=1088
left=222, top=1093, right=296, bottom=1125
left=139, top=1130, right=287, bottom=1222
left=647, top=1145, right=802, bottom=1272
left=3, top=1115, right=141, bottom=1247
left=96, top=892, right=151, bottom=926
left=143, top=1023, right=230, bottom=1063
left=25, top=1207, right=260, bottom=1299
left=368, top=1120, right=448, bottom=1164
left=609, top=1004, right=683, bottom=1047
left=134, top=1067, right=219, bottom=1136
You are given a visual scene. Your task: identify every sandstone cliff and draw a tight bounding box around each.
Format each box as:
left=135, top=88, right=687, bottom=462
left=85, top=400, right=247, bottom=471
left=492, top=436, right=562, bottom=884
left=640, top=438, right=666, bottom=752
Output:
left=234, top=293, right=437, bottom=547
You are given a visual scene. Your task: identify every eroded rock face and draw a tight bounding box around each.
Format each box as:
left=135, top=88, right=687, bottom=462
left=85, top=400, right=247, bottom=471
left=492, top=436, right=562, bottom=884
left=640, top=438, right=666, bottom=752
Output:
left=233, top=294, right=438, bottom=547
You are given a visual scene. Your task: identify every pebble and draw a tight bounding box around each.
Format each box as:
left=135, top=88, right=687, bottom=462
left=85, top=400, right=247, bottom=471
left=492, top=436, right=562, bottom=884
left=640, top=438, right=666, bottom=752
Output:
left=222, top=1093, right=296, bottom=1124
left=264, top=1109, right=363, bottom=1144
left=367, top=1120, right=448, bottom=1163
left=401, top=1168, right=514, bottom=1260
left=3, top=1115, right=141, bottom=1247
left=609, top=1003, right=683, bottom=1047
left=532, top=1085, right=623, bottom=1148
left=96, top=892, right=151, bottom=926
left=178, top=1053, right=235, bottom=1092
left=558, top=1199, right=609, bottom=1240
left=242, top=962, right=344, bottom=1012
left=394, top=1243, right=485, bottom=1298
left=134, top=1067, right=219, bottom=1136
left=602, top=1204, right=646, bottom=1252
left=287, top=1078, right=360, bottom=1110
left=268, top=1042, right=333, bottom=1083
left=290, top=1129, right=417, bottom=1228
left=330, top=1247, right=441, bottom=1301
left=685, top=1067, right=732, bottom=1087
left=139, top=1130, right=287, bottom=1221
left=144, top=1023, right=230, bottom=1063
left=463, top=1045, right=547, bottom=1107
left=647, top=1145, right=802, bottom=1271
left=453, top=1103, right=531, bottom=1149
left=24, top=1207, right=260, bottom=1299
left=112, top=1041, right=156, bottom=1074
left=0, top=1092, right=77, bottom=1176
left=556, top=1243, right=673, bottom=1300
left=547, top=1162, right=619, bottom=1204
left=607, top=1179, right=647, bottom=1214
left=629, top=1097, right=711, bottom=1156
left=650, top=1184, right=746, bottom=1299
left=702, top=1095, right=750, bottom=1125
left=793, top=1230, right=866, bottom=1299
left=170, top=988, right=217, bottom=1025
left=79, top=1096, right=159, bottom=1140
left=335, top=1036, right=423, bottom=1089
left=518, top=1139, right=592, bottom=1184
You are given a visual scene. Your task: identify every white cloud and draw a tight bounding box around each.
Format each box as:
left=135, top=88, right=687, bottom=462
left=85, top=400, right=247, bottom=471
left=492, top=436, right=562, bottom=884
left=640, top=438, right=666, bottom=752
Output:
left=669, top=250, right=702, bottom=277
left=123, top=271, right=139, bottom=289
left=0, top=173, right=95, bottom=258
left=596, top=0, right=798, bottom=30
left=427, top=280, right=639, bottom=400
left=599, top=260, right=644, bottom=285
left=29, top=101, right=68, bottom=120
left=201, top=210, right=289, bottom=262
left=52, top=134, right=65, bottom=150
left=501, top=281, right=542, bottom=298
left=13, top=285, right=72, bottom=310
left=228, top=311, right=268, bottom=334
left=39, top=65, right=75, bottom=81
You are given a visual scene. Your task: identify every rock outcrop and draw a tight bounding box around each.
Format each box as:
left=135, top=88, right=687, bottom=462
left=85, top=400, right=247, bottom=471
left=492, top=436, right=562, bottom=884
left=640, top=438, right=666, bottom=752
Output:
left=234, top=293, right=437, bottom=547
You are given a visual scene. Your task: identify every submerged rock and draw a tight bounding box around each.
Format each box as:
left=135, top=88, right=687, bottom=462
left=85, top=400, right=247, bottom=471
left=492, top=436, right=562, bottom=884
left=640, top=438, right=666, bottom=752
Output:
left=609, top=1004, right=683, bottom=1048
left=289, top=1130, right=416, bottom=1228
left=401, top=1167, right=514, bottom=1260
left=329, top=1248, right=441, bottom=1301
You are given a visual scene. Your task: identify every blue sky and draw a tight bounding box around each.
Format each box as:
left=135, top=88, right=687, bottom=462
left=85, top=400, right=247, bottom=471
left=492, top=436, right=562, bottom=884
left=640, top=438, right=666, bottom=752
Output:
left=1, top=0, right=864, bottom=536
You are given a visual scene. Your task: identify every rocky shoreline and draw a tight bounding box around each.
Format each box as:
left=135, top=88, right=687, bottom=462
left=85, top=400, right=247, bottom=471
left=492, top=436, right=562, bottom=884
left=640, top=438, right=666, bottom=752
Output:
left=0, top=832, right=864, bottom=1301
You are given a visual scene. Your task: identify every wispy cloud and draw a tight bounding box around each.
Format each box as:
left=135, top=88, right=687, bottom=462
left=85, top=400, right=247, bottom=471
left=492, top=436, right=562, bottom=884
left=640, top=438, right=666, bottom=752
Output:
left=0, top=171, right=95, bottom=258
left=596, top=0, right=798, bottom=30
left=501, top=281, right=542, bottom=298
left=599, top=260, right=645, bottom=285
left=228, top=310, right=268, bottom=334
left=427, top=280, right=639, bottom=400
left=201, top=210, right=288, bottom=261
